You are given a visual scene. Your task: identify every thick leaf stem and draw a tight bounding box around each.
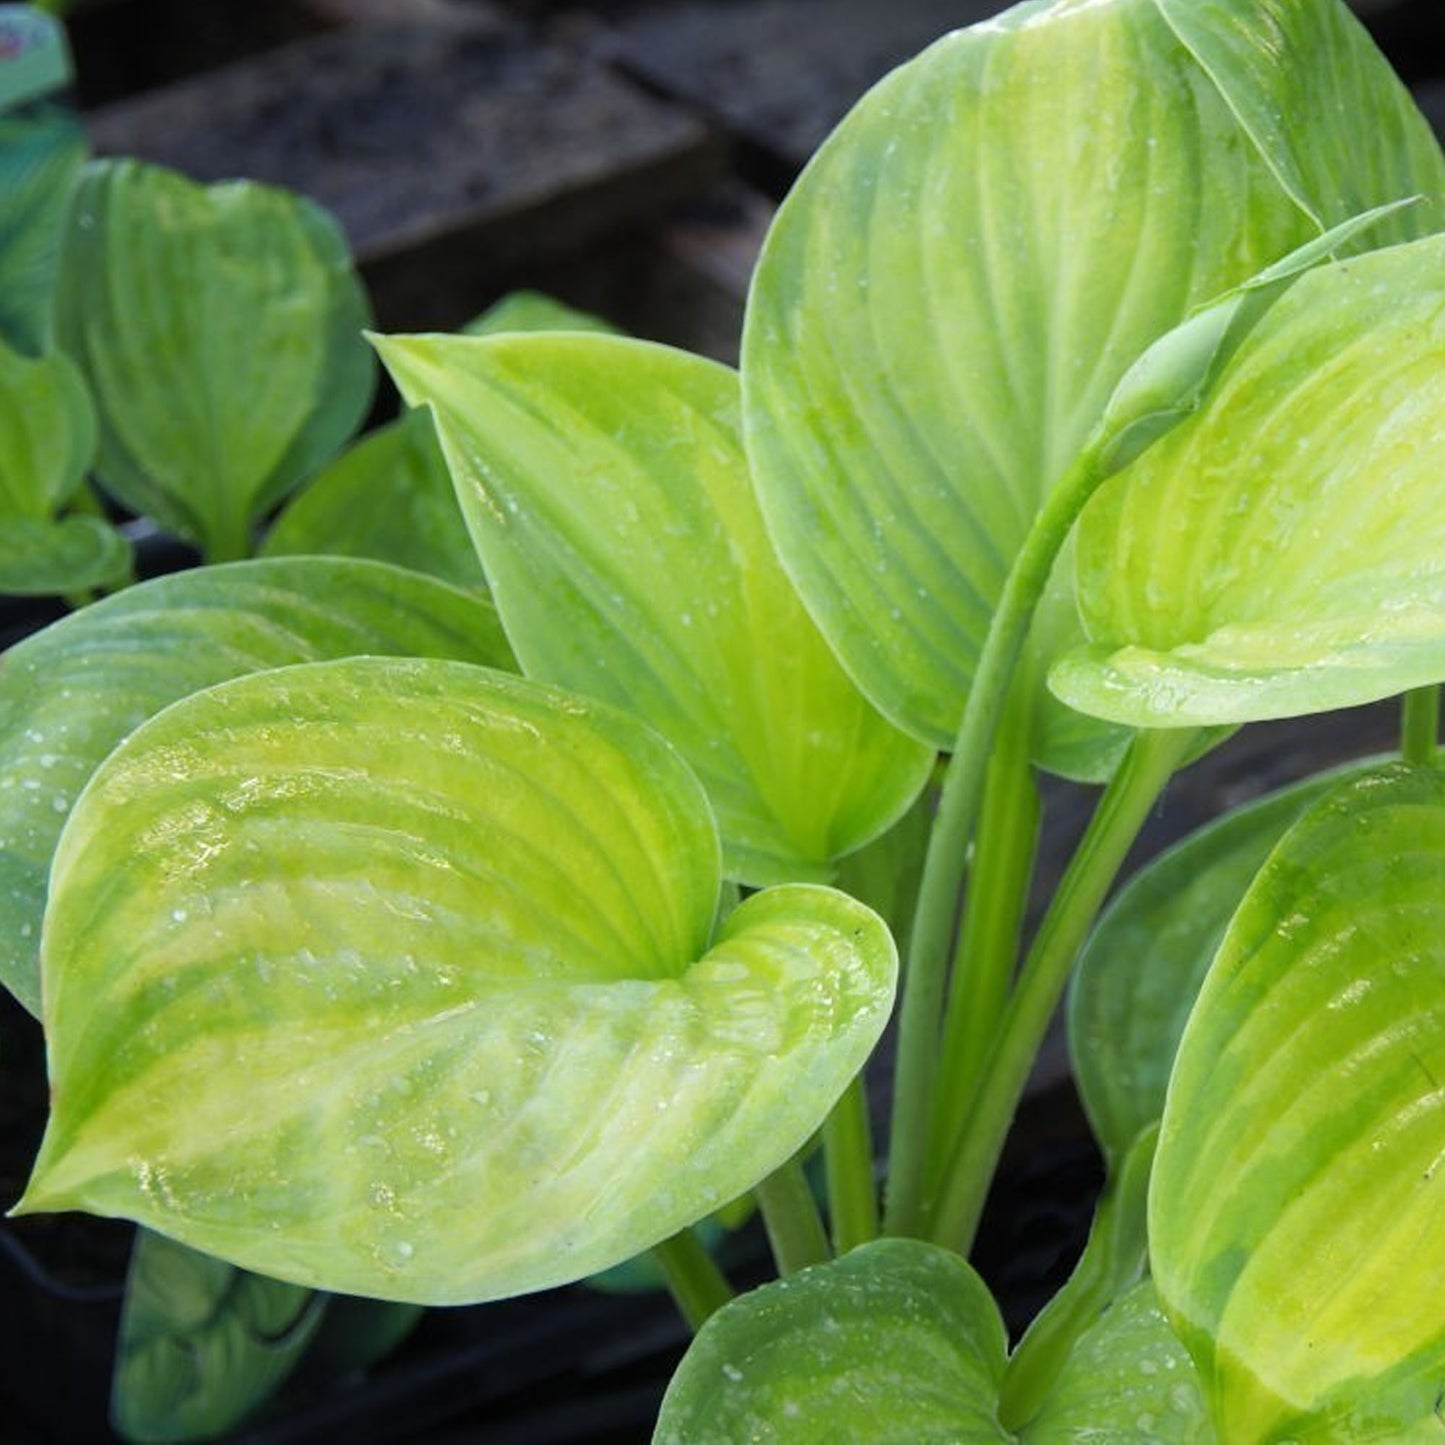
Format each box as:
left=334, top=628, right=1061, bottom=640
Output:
left=823, top=1075, right=879, bottom=1254
left=884, top=448, right=1109, bottom=1238
left=928, top=683, right=1041, bottom=1183
left=652, top=1230, right=734, bottom=1332
left=928, top=726, right=1193, bottom=1254
left=755, top=1154, right=832, bottom=1276
left=1402, top=685, right=1440, bottom=767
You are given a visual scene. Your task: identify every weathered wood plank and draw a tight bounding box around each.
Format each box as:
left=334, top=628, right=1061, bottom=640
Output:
left=85, top=8, right=725, bottom=329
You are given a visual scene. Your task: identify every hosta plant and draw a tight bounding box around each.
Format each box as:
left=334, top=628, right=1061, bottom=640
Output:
left=11, top=0, right=1445, bottom=1439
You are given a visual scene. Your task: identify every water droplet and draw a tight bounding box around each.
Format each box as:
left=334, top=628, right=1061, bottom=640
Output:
left=721, top=1364, right=743, bottom=1383
left=171, top=908, right=188, bottom=924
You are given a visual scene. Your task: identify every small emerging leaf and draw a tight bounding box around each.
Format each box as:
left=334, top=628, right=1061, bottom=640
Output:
left=20, top=659, right=897, bottom=1304
left=1152, top=763, right=1445, bottom=1441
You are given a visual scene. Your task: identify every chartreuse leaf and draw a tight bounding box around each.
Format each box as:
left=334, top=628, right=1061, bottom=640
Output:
left=1151, top=764, right=1445, bottom=1442
left=1055, top=233, right=1445, bottom=728
left=112, top=1230, right=325, bottom=1444
left=0, top=556, right=512, bottom=1015
left=19, top=658, right=897, bottom=1305
left=655, top=1240, right=1211, bottom=1443
left=379, top=333, right=933, bottom=886
left=261, top=408, right=486, bottom=591
left=741, top=0, right=1444, bottom=781
left=0, top=339, right=93, bottom=517
left=54, top=159, right=374, bottom=561
left=655, top=1239, right=1010, bottom=1444
left=1069, top=762, right=1371, bottom=1165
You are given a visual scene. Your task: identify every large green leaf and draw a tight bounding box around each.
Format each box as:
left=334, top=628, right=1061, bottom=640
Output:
left=379, top=332, right=933, bottom=886
left=112, top=1230, right=325, bottom=1444
left=1055, top=233, right=1445, bottom=728
left=1069, top=762, right=1370, bottom=1165
left=19, top=658, right=897, bottom=1304
left=1151, top=763, right=1445, bottom=1441
left=654, top=1241, right=1210, bottom=1443
left=0, top=339, right=93, bottom=518
left=260, top=409, right=486, bottom=591
left=0, top=514, right=130, bottom=595
left=54, top=160, right=374, bottom=560
left=740, top=0, right=1442, bottom=780
left=0, top=556, right=512, bottom=1014
left=0, top=100, right=85, bottom=354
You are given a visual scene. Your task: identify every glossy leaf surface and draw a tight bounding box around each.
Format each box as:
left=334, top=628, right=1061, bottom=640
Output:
left=54, top=160, right=373, bottom=559
left=741, top=0, right=1442, bottom=779
left=112, top=1230, right=324, bottom=1444
left=1056, top=234, right=1445, bottom=727
left=1069, top=762, right=1368, bottom=1164
left=0, top=341, right=93, bottom=518
left=22, top=659, right=897, bottom=1304
left=1152, top=764, right=1445, bottom=1441
left=0, top=514, right=130, bottom=596
left=0, top=101, right=85, bottom=353
left=0, top=557, right=512, bottom=1014
left=654, top=1239, right=1010, bottom=1444
left=380, top=332, right=933, bottom=885
left=261, top=409, right=486, bottom=591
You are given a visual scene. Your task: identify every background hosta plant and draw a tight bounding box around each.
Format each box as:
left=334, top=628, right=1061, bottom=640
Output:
left=13, top=0, right=1445, bottom=1441
left=54, top=158, right=374, bottom=563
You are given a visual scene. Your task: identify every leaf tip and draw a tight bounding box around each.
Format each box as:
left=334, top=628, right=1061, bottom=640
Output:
left=367, top=332, right=444, bottom=409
